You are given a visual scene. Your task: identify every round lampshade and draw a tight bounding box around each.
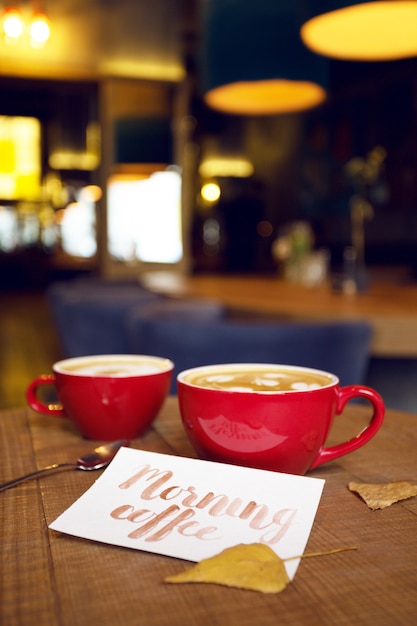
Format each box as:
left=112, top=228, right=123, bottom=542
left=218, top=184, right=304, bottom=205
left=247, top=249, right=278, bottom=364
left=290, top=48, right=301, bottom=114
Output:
left=198, top=0, right=328, bottom=115
left=301, top=1, right=417, bottom=61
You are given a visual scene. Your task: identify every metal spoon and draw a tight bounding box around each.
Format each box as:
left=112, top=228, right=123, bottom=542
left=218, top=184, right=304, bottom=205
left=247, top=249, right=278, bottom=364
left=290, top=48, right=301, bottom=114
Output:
left=0, top=440, right=130, bottom=492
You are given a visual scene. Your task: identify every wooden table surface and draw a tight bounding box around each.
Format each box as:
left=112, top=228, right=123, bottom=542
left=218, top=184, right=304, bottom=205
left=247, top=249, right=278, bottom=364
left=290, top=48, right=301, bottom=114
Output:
left=1, top=398, right=417, bottom=626
left=141, top=271, right=417, bottom=358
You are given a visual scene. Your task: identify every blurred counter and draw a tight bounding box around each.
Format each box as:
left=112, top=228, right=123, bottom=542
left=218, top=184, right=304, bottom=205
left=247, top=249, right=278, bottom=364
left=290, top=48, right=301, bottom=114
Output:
left=141, top=271, right=417, bottom=358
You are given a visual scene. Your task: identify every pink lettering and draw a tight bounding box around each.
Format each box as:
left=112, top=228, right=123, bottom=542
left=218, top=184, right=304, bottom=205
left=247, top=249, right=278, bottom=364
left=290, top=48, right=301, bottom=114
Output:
left=114, top=464, right=297, bottom=546
left=118, top=464, right=173, bottom=496
left=260, top=508, right=297, bottom=544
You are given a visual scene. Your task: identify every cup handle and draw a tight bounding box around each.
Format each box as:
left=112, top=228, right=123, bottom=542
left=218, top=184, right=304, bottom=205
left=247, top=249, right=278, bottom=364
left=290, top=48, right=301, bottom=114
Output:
left=26, top=374, right=66, bottom=417
left=309, top=385, right=385, bottom=470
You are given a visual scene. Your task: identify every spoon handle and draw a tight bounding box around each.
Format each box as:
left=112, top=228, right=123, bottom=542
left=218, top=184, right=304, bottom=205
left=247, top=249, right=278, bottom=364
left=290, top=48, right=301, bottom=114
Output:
left=0, top=463, right=76, bottom=492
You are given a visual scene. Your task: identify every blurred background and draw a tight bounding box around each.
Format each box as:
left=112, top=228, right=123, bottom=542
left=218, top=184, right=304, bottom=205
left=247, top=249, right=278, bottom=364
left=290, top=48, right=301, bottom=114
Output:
left=1, top=0, right=417, bottom=285
left=2, top=0, right=417, bottom=407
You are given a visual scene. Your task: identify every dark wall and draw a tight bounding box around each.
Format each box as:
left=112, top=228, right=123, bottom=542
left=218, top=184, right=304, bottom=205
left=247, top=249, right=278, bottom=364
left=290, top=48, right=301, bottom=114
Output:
left=190, top=56, right=417, bottom=274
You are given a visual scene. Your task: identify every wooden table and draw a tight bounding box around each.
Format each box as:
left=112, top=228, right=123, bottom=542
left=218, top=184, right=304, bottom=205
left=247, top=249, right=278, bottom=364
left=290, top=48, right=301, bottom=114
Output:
left=141, top=272, right=417, bottom=358
left=1, top=399, right=417, bottom=626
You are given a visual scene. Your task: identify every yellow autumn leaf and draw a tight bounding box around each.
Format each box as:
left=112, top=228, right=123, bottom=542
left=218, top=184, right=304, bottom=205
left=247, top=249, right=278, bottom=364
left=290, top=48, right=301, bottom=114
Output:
left=165, top=543, right=290, bottom=594
left=165, top=544, right=357, bottom=594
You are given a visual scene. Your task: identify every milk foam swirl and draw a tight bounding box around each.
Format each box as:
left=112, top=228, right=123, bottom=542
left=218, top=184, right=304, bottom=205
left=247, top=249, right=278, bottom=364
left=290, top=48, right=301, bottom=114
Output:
left=183, top=366, right=334, bottom=392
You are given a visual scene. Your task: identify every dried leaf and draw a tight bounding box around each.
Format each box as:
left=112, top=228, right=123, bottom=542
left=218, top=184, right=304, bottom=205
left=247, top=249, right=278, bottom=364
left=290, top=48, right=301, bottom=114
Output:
left=165, top=544, right=357, bottom=594
left=348, top=481, right=417, bottom=510
left=165, top=543, right=290, bottom=594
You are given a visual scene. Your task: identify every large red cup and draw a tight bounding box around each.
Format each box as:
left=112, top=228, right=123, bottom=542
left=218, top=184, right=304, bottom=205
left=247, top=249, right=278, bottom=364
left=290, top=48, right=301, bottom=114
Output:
left=177, top=363, right=385, bottom=475
left=26, top=354, right=173, bottom=440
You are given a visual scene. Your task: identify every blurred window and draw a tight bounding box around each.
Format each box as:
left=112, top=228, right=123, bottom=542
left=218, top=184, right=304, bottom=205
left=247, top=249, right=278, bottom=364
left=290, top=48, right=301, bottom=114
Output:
left=107, top=169, right=182, bottom=264
left=0, top=205, right=18, bottom=251
left=59, top=195, right=97, bottom=258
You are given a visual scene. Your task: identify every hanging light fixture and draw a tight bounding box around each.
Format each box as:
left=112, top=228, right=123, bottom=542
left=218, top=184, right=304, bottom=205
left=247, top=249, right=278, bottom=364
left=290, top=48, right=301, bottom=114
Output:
left=1, top=3, right=51, bottom=48
left=29, top=11, right=50, bottom=47
left=301, top=1, right=417, bottom=61
left=198, top=0, right=328, bottom=115
left=2, top=7, right=24, bottom=44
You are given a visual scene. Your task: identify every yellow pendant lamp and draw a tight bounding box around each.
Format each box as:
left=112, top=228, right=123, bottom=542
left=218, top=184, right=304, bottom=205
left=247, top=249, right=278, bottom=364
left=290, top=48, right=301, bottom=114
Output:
left=199, top=0, right=328, bottom=116
left=301, top=1, right=417, bottom=61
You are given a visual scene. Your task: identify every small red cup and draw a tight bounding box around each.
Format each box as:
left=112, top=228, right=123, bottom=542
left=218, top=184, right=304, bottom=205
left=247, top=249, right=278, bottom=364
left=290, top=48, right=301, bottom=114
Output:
left=26, top=354, right=173, bottom=440
left=177, top=363, right=385, bottom=475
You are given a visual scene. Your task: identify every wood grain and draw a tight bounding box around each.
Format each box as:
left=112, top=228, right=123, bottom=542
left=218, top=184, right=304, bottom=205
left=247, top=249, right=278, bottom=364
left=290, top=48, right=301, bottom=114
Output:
left=1, top=399, right=416, bottom=625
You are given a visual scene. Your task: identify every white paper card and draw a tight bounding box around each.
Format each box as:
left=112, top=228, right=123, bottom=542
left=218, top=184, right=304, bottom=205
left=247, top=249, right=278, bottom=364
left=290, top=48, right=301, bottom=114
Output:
left=49, top=447, right=325, bottom=579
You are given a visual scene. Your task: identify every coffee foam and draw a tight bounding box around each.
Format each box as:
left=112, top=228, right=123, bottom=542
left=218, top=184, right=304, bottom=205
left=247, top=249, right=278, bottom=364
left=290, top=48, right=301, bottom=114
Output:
left=56, top=356, right=172, bottom=377
left=181, top=365, right=334, bottom=392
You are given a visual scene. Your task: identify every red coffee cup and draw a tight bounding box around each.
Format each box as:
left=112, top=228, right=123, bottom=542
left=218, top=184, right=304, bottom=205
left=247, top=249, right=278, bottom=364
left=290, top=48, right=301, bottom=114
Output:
left=177, top=363, right=385, bottom=475
left=26, top=354, right=174, bottom=440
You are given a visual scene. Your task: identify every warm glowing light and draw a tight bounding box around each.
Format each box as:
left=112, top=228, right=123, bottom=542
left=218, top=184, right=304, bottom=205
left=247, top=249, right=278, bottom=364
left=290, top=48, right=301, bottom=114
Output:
left=59, top=201, right=97, bottom=258
left=49, top=152, right=100, bottom=170
left=79, top=185, right=102, bottom=203
left=49, top=123, right=101, bottom=171
left=29, top=13, right=50, bottom=47
left=199, top=158, right=254, bottom=179
left=2, top=8, right=24, bottom=42
left=108, top=170, right=182, bottom=264
left=99, top=59, right=185, bottom=82
left=0, top=116, right=41, bottom=200
left=204, top=79, right=326, bottom=115
left=2, top=7, right=51, bottom=48
left=201, top=182, right=221, bottom=203
left=301, top=2, right=417, bottom=61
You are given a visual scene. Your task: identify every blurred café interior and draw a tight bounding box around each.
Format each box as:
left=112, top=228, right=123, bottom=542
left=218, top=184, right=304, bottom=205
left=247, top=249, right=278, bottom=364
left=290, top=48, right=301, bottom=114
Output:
left=1, top=0, right=417, bottom=411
